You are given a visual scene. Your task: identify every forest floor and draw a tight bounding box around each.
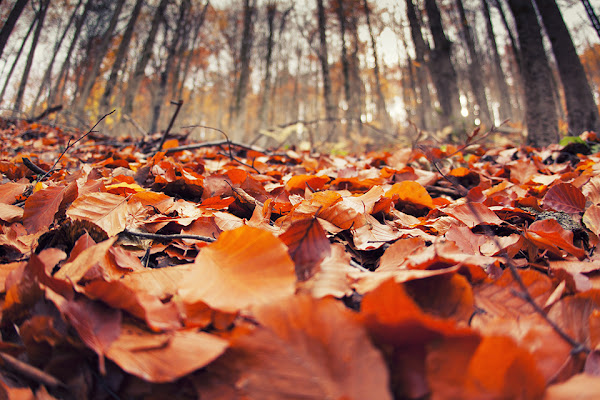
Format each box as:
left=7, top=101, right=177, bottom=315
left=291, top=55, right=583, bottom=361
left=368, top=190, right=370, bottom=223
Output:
left=0, top=117, right=599, bottom=399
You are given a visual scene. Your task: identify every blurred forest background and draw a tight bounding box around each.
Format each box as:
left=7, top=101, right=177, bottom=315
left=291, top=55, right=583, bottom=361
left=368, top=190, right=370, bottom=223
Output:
left=0, top=0, right=599, bottom=149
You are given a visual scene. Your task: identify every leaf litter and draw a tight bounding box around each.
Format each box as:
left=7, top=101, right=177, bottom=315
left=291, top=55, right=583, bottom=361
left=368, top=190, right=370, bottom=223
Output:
left=1, top=120, right=600, bottom=398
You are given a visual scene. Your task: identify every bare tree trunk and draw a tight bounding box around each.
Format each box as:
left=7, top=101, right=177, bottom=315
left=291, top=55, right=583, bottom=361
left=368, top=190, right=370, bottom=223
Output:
left=258, top=3, right=277, bottom=130
left=0, top=13, right=36, bottom=105
left=74, top=0, right=126, bottom=115
left=48, top=0, right=93, bottom=107
left=424, top=0, right=461, bottom=129
left=100, top=0, right=144, bottom=114
left=455, top=0, right=491, bottom=125
left=316, top=0, right=337, bottom=140
left=482, top=0, right=513, bottom=121
left=581, top=0, right=600, bottom=40
left=230, top=0, right=256, bottom=139
left=149, top=0, right=189, bottom=134
left=0, top=0, right=29, bottom=60
left=335, top=0, right=354, bottom=138
left=506, top=0, right=558, bottom=146
left=123, top=0, right=169, bottom=118
left=31, top=0, right=83, bottom=114
left=363, top=0, right=391, bottom=131
left=493, top=0, right=522, bottom=71
left=14, top=0, right=49, bottom=114
left=535, top=0, right=600, bottom=135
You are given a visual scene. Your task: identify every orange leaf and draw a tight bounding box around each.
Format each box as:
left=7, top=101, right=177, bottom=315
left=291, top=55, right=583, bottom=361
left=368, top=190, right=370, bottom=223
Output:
left=66, top=192, right=129, bottom=237
left=385, top=181, right=433, bottom=209
left=178, top=226, right=295, bottom=313
left=583, top=204, right=600, bottom=236
left=279, top=218, right=331, bottom=281
left=545, top=373, right=600, bottom=399
left=230, top=295, right=392, bottom=399
left=106, top=322, right=228, bottom=383
left=23, top=182, right=77, bottom=233
left=543, top=182, right=586, bottom=213
left=444, top=202, right=503, bottom=227
left=525, top=218, right=586, bottom=259
left=285, top=174, right=329, bottom=194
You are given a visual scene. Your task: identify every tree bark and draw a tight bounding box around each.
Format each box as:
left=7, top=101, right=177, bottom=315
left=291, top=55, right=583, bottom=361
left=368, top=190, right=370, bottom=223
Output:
left=123, top=0, right=169, bottom=118
left=48, top=0, right=93, bottom=107
left=364, top=0, right=391, bottom=131
left=405, top=0, right=434, bottom=130
left=258, top=3, right=277, bottom=130
left=482, top=0, right=513, bottom=121
left=31, top=0, right=83, bottom=113
left=335, top=0, right=354, bottom=137
left=506, top=0, right=558, bottom=146
left=316, top=0, right=337, bottom=140
left=13, top=0, right=49, bottom=114
left=0, top=13, right=36, bottom=105
left=100, top=0, right=145, bottom=113
left=73, top=0, right=126, bottom=115
left=535, top=0, right=600, bottom=135
left=0, top=0, right=29, bottom=60
left=455, top=0, right=491, bottom=125
left=424, top=0, right=461, bottom=128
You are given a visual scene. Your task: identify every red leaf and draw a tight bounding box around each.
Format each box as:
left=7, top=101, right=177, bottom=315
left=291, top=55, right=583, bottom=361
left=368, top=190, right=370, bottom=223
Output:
left=23, top=182, right=77, bottom=233
left=543, top=182, right=586, bottom=213
left=279, top=218, right=331, bottom=281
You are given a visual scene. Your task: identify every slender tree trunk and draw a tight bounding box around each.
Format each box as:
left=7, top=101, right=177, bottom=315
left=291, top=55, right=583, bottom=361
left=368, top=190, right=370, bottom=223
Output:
left=316, top=0, right=337, bottom=140
left=335, top=0, right=354, bottom=137
left=506, top=0, right=558, bottom=146
left=455, top=0, right=491, bottom=125
left=230, top=0, right=256, bottom=139
left=149, top=0, right=189, bottom=134
left=14, top=0, right=49, bottom=114
left=482, top=0, right=513, bottom=121
left=123, top=0, right=169, bottom=118
left=363, top=0, right=391, bottom=131
left=74, top=0, right=126, bottom=115
left=0, top=13, right=36, bottom=105
left=258, top=3, right=277, bottom=130
left=424, top=0, right=461, bottom=129
left=493, top=0, right=522, bottom=71
left=31, top=0, right=83, bottom=113
left=405, top=0, right=433, bottom=130
left=581, top=0, right=600, bottom=40
left=48, top=0, right=92, bottom=107
left=535, top=0, right=600, bottom=135
left=100, top=0, right=144, bottom=113
left=0, top=0, right=29, bottom=60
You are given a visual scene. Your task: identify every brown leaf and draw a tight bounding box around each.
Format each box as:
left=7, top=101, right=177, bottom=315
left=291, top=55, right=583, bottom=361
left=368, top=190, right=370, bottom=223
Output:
left=544, top=373, right=600, bottom=399
left=279, top=218, right=331, bottom=281
left=23, top=183, right=77, bottom=233
left=443, top=202, right=503, bottom=228
left=66, top=192, right=129, bottom=237
left=543, top=182, right=586, bottom=213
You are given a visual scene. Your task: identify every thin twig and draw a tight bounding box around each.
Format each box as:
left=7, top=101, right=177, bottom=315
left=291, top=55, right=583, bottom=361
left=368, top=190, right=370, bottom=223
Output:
left=21, top=157, right=49, bottom=175
left=122, top=229, right=215, bottom=243
left=155, top=100, right=183, bottom=156
left=0, top=352, right=65, bottom=389
left=165, top=139, right=267, bottom=155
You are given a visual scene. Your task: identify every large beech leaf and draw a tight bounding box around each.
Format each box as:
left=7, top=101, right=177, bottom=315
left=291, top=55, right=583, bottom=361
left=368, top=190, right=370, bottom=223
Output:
left=543, top=182, right=586, bottom=213
left=229, top=295, right=392, bottom=400
left=385, top=180, right=434, bottom=208
left=23, top=182, right=77, bottom=233
left=66, top=192, right=129, bottom=236
left=178, top=225, right=296, bottom=313
left=525, top=218, right=586, bottom=259
left=444, top=202, right=503, bottom=228
left=279, top=217, right=331, bottom=281
left=106, top=322, right=228, bottom=383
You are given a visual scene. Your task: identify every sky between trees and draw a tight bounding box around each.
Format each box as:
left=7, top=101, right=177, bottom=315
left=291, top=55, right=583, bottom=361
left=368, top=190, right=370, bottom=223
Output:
left=0, top=0, right=599, bottom=149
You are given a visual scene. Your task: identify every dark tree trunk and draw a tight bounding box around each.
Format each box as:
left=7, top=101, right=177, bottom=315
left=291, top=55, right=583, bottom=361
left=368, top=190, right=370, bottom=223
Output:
left=316, top=0, right=337, bottom=139
left=74, top=0, right=126, bottom=115
left=493, top=0, right=522, bottom=72
left=0, top=13, right=36, bottom=105
left=482, top=0, right=513, bottom=121
left=100, top=0, right=145, bottom=113
left=123, top=0, right=169, bottom=118
left=258, top=3, right=277, bottom=130
left=230, top=0, right=256, bottom=138
left=48, top=0, right=93, bottom=107
left=31, top=0, right=83, bottom=113
left=405, top=0, right=434, bottom=130
left=0, top=0, right=29, bottom=60
left=506, top=0, right=558, bottom=146
left=424, top=0, right=461, bottom=128
left=149, top=0, right=189, bottom=134
left=535, top=0, right=600, bottom=135
left=455, top=0, right=491, bottom=125
left=364, top=0, right=391, bottom=131
left=335, top=0, right=354, bottom=137
left=14, top=0, right=49, bottom=114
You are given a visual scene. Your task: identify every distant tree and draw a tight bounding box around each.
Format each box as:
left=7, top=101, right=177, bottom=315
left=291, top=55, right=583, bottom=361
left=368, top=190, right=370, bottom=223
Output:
left=316, top=0, right=337, bottom=139
left=506, top=0, right=559, bottom=146
left=424, top=0, right=461, bottom=128
left=0, top=0, right=29, bottom=60
left=0, top=12, right=35, bottom=105
left=258, top=2, right=278, bottom=130
left=14, top=0, right=50, bottom=114
left=535, top=0, right=600, bottom=135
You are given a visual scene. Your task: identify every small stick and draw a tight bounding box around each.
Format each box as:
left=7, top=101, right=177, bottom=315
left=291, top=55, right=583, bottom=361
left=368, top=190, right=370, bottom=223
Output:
left=155, top=100, right=183, bottom=156
left=0, top=352, right=65, bottom=389
left=22, top=157, right=49, bottom=175
left=122, top=229, right=215, bottom=243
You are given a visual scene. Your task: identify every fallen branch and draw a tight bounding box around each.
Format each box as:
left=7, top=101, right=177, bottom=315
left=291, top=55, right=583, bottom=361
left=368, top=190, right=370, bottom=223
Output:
left=0, top=352, right=65, bottom=389
left=21, top=157, right=49, bottom=176
left=122, top=229, right=215, bottom=243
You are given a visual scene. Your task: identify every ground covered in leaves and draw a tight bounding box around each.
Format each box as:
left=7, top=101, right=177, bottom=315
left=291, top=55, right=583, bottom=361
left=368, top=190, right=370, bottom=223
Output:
left=1, top=119, right=600, bottom=399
